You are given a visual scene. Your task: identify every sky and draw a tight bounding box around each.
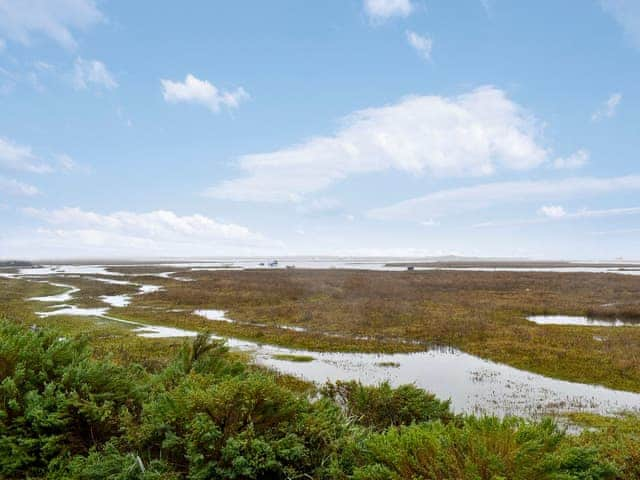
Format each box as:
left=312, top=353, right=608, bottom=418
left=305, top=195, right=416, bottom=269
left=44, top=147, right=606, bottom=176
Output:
left=1, top=0, right=639, bottom=260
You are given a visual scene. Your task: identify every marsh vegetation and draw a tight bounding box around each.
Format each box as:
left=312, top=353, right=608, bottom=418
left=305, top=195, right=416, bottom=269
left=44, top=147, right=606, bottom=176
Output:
left=3, top=264, right=640, bottom=477
left=108, top=268, right=640, bottom=391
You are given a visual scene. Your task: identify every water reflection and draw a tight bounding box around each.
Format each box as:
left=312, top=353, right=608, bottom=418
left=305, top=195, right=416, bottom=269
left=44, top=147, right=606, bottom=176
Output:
left=528, top=315, right=640, bottom=327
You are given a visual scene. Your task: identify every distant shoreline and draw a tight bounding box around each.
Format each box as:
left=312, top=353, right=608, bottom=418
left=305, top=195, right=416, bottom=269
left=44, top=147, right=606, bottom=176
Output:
left=385, top=261, right=640, bottom=269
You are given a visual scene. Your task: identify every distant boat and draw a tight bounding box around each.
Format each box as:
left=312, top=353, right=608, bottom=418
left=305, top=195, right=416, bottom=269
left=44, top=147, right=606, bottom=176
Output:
left=268, top=260, right=279, bottom=267
left=285, top=265, right=295, bottom=269
left=407, top=266, right=415, bottom=271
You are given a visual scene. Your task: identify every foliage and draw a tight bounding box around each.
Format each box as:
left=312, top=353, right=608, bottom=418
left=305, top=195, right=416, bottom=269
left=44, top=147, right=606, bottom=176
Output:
left=344, top=417, right=617, bottom=480
left=321, top=380, right=454, bottom=430
left=0, top=321, right=146, bottom=478
left=0, top=320, right=636, bottom=479
left=569, top=413, right=640, bottom=480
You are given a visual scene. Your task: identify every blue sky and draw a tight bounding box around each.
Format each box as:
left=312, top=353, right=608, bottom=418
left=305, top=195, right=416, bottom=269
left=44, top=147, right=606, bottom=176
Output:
left=1, top=0, right=639, bottom=260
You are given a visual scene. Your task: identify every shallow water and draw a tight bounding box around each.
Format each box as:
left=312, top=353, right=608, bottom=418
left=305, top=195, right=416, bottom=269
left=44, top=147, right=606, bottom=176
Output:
left=193, top=309, right=307, bottom=332
left=138, top=284, right=163, bottom=294
left=37, top=305, right=109, bottom=318
left=202, top=334, right=640, bottom=418
left=94, top=312, right=640, bottom=418
left=133, top=325, right=198, bottom=338
left=193, top=309, right=233, bottom=323
left=17, top=260, right=640, bottom=277
left=29, top=283, right=79, bottom=302
left=90, top=277, right=136, bottom=286
left=528, top=315, right=640, bottom=327
left=19, top=265, right=123, bottom=276
left=414, top=266, right=640, bottom=276
left=182, top=260, right=640, bottom=276
left=100, top=294, right=131, bottom=307
left=243, top=342, right=640, bottom=418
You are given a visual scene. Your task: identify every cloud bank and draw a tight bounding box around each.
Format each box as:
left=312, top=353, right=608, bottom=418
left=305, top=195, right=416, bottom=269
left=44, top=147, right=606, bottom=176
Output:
left=16, top=207, right=281, bottom=257
left=0, top=0, right=104, bottom=49
left=207, top=86, right=549, bottom=202
left=369, top=175, right=640, bottom=221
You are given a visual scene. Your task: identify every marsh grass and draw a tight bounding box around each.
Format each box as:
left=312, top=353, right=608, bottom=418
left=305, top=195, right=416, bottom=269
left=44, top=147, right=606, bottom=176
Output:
left=377, top=361, right=401, bottom=367
left=4, top=268, right=640, bottom=391
left=117, top=268, right=640, bottom=391
left=271, top=353, right=315, bottom=362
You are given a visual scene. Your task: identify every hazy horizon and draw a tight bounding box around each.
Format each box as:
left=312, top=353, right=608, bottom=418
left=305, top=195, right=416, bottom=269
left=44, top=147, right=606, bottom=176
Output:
left=4, top=255, right=640, bottom=265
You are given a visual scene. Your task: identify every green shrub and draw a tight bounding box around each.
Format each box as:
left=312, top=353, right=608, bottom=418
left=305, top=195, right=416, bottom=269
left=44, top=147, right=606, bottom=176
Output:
left=321, top=380, right=454, bottom=430
left=344, top=417, right=617, bottom=480
left=0, top=320, right=631, bottom=480
left=0, top=321, right=147, bottom=478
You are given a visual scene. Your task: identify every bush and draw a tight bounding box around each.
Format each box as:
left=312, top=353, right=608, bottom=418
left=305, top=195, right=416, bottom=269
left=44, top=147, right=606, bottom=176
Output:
left=0, top=321, right=147, bottom=478
left=0, top=320, right=630, bottom=479
left=321, top=380, right=454, bottom=430
left=345, top=417, right=617, bottom=480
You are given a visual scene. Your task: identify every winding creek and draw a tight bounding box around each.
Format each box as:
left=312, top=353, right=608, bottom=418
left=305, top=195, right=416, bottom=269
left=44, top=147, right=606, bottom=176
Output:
left=8, top=264, right=640, bottom=419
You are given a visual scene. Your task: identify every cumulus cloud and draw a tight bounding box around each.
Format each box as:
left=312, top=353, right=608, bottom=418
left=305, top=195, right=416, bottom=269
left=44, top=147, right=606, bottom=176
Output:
left=369, top=175, right=640, bottom=221
left=19, top=207, right=280, bottom=256
left=406, top=30, right=432, bottom=60
left=553, top=149, right=589, bottom=169
left=601, top=0, right=640, bottom=49
left=0, top=0, right=104, bottom=49
left=0, top=176, right=38, bottom=195
left=206, top=86, right=548, bottom=202
left=364, top=0, right=413, bottom=21
left=161, top=74, right=249, bottom=113
left=0, top=136, right=51, bottom=173
left=591, top=93, right=622, bottom=121
left=73, top=57, right=117, bottom=90
left=538, top=205, right=566, bottom=218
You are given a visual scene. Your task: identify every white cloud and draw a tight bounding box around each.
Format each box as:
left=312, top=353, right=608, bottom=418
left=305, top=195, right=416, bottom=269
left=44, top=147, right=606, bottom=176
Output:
left=406, top=30, right=432, bottom=60
left=18, top=207, right=281, bottom=256
left=553, top=149, right=589, bottom=169
left=0, top=37, right=5, bottom=52
left=477, top=204, right=640, bottom=228
left=572, top=206, right=640, bottom=218
left=538, top=205, right=566, bottom=218
left=0, top=0, right=104, bottom=49
left=369, top=175, right=640, bottom=221
left=601, top=0, right=640, bottom=49
left=364, top=0, right=413, bottom=21
left=591, top=93, right=622, bottom=121
left=206, top=86, right=548, bottom=202
left=73, top=57, right=117, bottom=90
left=161, top=74, right=249, bottom=113
left=0, top=136, right=51, bottom=173
left=0, top=176, right=38, bottom=195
